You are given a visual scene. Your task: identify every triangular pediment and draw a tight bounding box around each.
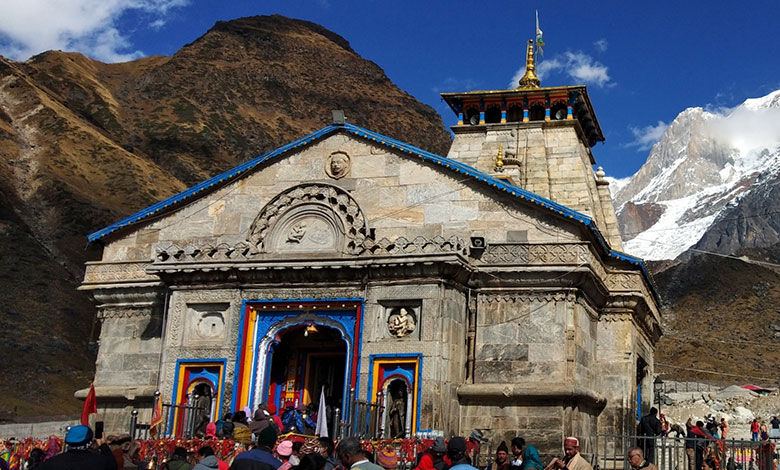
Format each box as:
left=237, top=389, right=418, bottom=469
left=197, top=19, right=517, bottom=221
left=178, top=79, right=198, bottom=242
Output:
left=88, top=124, right=658, bottom=301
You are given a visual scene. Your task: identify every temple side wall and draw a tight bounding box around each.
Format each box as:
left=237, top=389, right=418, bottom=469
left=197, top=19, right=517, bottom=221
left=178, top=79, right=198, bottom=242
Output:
left=460, top=291, right=601, bottom=457
left=85, top=285, right=164, bottom=433
left=596, top=311, right=655, bottom=437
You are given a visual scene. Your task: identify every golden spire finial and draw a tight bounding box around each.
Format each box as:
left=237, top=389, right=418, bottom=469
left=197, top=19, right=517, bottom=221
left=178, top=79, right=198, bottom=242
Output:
left=518, top=39, right=540, bottom=89
left=495, top=144, right=504, bottom=171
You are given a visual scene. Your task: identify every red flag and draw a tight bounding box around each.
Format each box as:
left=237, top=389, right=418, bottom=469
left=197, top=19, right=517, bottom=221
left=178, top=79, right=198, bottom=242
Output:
left=149, top=392, right=163, bottom=438
left=81, top=384, right=97, bottom=425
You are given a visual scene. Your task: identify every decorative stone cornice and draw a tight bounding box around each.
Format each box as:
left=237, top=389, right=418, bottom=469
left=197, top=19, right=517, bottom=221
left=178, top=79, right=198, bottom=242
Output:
left=97, top=306, right=155, bottom=319
left=82, top=262, right=158, bottom=285
left=605, top=272, right=640, bottom=291
left=478, top=291, right=575, bottom=304
left=75, top=385, right=156, bottom=401
left=479, top=243, right=589, bottom=265
left=151, top=235, right=467, bottom=267
left=359, top=235, right=467, bottom=256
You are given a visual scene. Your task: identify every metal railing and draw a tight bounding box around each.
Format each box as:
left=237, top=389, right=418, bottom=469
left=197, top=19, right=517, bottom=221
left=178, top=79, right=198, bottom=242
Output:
left=333, top=388, right=385, bottom=440
left=130, top=389, right=388, bottom=441
left=596, top=434, right=777, bottom=470
left=130, top=402, right=204, bottom=440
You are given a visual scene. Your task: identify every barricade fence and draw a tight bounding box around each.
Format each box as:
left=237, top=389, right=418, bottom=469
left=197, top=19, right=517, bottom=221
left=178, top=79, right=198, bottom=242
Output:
left=130, top=402, right=203, bottom=440
left=596, top=434, right=777, bottom=470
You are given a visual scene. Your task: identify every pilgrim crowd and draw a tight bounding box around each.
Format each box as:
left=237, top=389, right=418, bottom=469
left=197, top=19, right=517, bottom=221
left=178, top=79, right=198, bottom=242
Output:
left=0, top=401, right=603, bottom=470
left=7, top=403, right=777, bottom=470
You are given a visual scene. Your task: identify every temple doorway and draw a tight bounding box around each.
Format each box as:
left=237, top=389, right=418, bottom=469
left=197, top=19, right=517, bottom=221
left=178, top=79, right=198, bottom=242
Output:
left=266, top=322, right=347, bottom=417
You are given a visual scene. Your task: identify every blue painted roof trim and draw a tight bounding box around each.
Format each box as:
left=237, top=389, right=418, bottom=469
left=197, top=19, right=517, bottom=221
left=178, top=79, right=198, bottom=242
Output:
left=87, top=123, right=660, bottom=303
left=87, top=125, right=341, bottom=242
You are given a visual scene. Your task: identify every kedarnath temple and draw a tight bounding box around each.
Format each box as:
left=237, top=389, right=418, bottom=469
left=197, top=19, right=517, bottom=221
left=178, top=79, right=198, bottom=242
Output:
left=78, top=39, right=661, bottom=456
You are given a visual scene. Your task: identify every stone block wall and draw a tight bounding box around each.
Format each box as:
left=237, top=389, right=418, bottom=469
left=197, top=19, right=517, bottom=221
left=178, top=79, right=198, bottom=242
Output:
left=360, top=282, right=467, bottom=435
left=447, top=122, right=615, bottom=240
left=595, top=313, right=655, bottom=436
left=462, top=291, right=602, bottom=454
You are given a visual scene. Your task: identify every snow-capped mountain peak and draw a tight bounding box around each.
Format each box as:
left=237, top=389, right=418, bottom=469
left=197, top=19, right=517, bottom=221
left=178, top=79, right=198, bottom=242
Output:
left=614, top=89, right=780, bottom=260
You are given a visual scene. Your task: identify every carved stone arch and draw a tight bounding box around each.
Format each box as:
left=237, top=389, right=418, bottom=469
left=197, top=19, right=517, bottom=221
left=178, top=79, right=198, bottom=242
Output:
left=248, top=183, right=369, bottom=255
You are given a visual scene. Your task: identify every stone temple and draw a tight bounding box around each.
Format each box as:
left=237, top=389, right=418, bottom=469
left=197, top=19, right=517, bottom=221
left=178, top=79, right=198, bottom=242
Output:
left=79, top=41, right=661, bottom=456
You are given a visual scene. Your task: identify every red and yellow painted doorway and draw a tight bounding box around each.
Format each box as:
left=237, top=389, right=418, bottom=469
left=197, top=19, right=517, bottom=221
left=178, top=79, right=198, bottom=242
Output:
left=232, top=299, right=363, bottom=418
left=169, top=359, right=227, bottom=436
left=367, top=354, right=423, bottom=437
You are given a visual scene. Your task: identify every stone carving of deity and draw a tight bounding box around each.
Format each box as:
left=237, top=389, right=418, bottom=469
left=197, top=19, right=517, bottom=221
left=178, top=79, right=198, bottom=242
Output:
left=388, top=392, right=406, bottom=438
left=326, top=152, right=350, bottom=179
left=287, top=221, right=307, bottom=243
left=387, top=307, right=416, bottom=337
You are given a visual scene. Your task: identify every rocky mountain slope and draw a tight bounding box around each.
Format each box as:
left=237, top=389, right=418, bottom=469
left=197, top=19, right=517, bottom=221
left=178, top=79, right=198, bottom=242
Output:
left=613, top=90, right=780, bottom=387
left=652, top=244, right=780, bottom=386
left=0, top=14, right=451, bottom=421
left=614, top=90, right=780, bottom=261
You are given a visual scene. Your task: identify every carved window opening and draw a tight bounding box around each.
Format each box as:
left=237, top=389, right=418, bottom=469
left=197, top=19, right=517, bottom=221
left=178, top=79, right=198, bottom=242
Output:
left=484, top=105, right=501, bottom=124
left=465, top=107, right=480, bottom=125
left=506, top=104, right=523, bottom=122
left=550, top=102, right=568, bottom=120
left=529, top=103, right=545, bottom=121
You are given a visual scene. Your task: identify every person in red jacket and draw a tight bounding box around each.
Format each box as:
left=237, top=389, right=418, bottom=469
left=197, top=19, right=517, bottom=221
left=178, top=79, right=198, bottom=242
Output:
left=414, top=437, right=448, bottom=470
left=751, top=419, right=760, bottom=441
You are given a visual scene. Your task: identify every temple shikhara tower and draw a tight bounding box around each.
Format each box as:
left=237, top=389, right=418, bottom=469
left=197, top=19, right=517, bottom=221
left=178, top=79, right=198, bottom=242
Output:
left=80, top=36, right=660, bottom=456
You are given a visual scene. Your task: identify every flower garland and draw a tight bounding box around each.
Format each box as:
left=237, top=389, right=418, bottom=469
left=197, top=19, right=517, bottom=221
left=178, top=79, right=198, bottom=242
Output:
left=136, top=438, right=238, bottom=462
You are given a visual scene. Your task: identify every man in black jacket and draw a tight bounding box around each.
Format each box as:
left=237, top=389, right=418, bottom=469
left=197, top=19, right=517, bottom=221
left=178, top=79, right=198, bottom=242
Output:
left=40, top=425, right=116, bottom=470
left=638, top=407, right=663, bottom=463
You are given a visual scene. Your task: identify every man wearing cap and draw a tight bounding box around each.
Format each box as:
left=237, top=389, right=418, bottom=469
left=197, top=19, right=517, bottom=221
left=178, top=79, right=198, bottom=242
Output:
left=448, top=437, right=477, bottom=470
left=489, top=441, right=510, bottom=470
left=377, top=445, right=400, bottom=470
left=546, top=438, right=591, bottom=470
left=413, top=436, right=448, bottom=470
left=230, top=426, right=282, bottom=470
left=337, top=436, right=383, bottom=470
left=40, top=425, right=116, bottom=470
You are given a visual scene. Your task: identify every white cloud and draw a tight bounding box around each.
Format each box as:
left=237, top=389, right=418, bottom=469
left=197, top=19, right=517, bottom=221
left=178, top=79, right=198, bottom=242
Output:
left=0, top=0, right=188, bottom=62
left=627, top=121, right=670, bottom=150
left=704, top=106, right=780, bottom=153
left=593, top=38, right=608, bottom=52
left=510, top=51, right=611, bottom=88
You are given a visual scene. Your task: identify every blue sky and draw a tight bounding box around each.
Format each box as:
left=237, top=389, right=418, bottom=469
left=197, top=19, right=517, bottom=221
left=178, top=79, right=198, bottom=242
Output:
left=1, top=1, right=779, bottom=178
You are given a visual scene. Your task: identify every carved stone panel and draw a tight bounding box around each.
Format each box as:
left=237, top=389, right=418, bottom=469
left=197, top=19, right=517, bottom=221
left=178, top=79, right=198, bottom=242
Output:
left=266, top=207, right=343, bottom=254
left=325, top=151, right=351, bottom=179
left=387, top=307, right=417, bottom=338
left=248, top=183, right=368, bottom=254
left=184, top=303, right=230, bottom=345
left=378, top=302, right=421, bottom=340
